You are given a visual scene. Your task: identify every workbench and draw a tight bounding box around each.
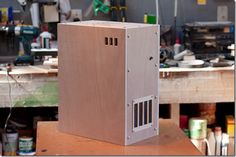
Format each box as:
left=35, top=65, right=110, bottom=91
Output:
left=0, top=65, right=234, bottom=125
left=0, top=65, right=58, bottom=107
left=36, top=119, right=202, bottom=156
left=159, top=66, right=234, bottom=125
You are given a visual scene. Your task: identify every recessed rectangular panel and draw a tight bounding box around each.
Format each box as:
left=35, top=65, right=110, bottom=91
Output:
left=132, top=96, right=154, bottom=132
left=126, top=26, right=159, bottom=145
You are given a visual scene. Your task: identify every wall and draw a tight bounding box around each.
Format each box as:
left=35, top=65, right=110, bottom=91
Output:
left=126, top=0, right=235, bottom=26
left=1, top=0, right=235, bottom=25
left=0, top=0, right=235, bottom=58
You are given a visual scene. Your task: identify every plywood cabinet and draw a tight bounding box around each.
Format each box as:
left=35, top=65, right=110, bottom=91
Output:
left=58, top=21, right=160, bottom=145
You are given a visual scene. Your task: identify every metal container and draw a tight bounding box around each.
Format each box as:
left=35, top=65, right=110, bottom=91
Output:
left=2, top=131, right=18, bottom=156
left=19, top=136, right=33, bottom=154
left=189, top=118, right=207, bottom=139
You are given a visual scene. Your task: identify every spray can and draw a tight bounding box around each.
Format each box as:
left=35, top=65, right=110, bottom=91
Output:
left=8, top=7, right=13, bottom=22
left=144, top=13, right=148, bottom=24
left=40, top=31, right=52, bottom=49
left=174, top=38, right=181, bottom=56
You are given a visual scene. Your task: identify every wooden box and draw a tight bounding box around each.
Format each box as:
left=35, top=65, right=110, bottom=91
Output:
left=58, top=21, right=160, bottom=145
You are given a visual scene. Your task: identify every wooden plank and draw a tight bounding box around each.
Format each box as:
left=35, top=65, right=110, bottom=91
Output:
left=0, top=67, right=58, bottom=108
left=0, top=65, right=57, bottom=75
left=170, top=103, right=180, bottom=126
left=159, top=70, right=234, bottom=104
left=66, top=20, right=156, bottom=29
left=36, top=120, right=202, bottom=156
left=0, top=74, right=58, bottom=108
left=159, top=66, right=234, bottom=73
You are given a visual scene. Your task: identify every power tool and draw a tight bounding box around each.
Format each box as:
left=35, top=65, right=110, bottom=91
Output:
left=1, top=25, right=40, bottom=65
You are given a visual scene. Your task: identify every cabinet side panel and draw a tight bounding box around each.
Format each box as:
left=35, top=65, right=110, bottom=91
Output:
left=125, top=26, right=159, bottom=145
left=58, top=24, right=126, bottom=145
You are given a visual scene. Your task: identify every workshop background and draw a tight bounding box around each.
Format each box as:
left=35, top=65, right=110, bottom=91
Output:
left=0, top=0, right=235, bottom=156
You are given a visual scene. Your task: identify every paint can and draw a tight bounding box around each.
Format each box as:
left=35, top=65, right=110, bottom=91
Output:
left=2, top=131, right=18, bottom=156
left=18, top=136, right=34, bottom=154
left=189, top=118, right=207, bottom=139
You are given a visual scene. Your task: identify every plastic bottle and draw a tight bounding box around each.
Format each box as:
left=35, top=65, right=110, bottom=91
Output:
left=144, top=13, right=148, bottom=24
left=40, top=25, right=52, bottom=49
left=174, top=38, right=181, bottom=55
left=221, top=133, right=229, bottom=156
left=40, top=31, right=52, bottom=49
left=214, top=127, right=222, bottom=156
left=207, top=131, right=215, bottom=155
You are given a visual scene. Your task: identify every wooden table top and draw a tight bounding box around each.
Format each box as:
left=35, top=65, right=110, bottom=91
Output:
left=0, top=65, right=58, bottom=75
left=0, top=65, right=233, bottom=75
left=36, top=119, right=202, bottom=156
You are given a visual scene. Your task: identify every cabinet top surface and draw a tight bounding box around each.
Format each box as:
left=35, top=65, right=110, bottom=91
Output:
left=60, top=20, right=158, bottom=29
left=36, top=120, right=202, bottom=156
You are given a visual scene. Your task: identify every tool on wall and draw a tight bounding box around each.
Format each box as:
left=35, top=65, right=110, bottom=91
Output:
left=110, top=0, right=118, bottom=21
left=93, top=0, right=110, bottom=16
left=173, top=0, right=178, bottom=43
left=0, top=25, right=40, bottom=65
left=17, top=0, right=27, bottom=11
left=119, top=0, right=126, bottom=22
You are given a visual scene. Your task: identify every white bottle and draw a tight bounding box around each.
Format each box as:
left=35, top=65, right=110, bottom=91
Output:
left=221, top=133, right=229, bottom=156
left=207, top=131, right=215, bottom=155
left=215, top=127, right=222, bottom=156
left=174, top=38, right=181, bottom=55
left=40, top=31, right=52, bottom=49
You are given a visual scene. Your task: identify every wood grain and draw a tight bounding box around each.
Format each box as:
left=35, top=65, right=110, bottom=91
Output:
left=36, top=120, right=202, bottom=156
left=58, top=23, right=126, bottom=145
left=159, top=70, right=234, bottom=104
left=58, top=21, right=159, bottom=145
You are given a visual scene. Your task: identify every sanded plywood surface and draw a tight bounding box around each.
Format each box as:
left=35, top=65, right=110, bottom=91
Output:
left=64, top=20, right=156, bottom=29
left=36, top=120, right=202, bottom=156
left=125, top=26, right=159, bottom=144
left=58, top=24, right=126, bottom=145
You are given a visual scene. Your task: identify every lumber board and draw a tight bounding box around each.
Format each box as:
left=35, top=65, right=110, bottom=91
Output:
left=159, top=70, right=234, bottom=104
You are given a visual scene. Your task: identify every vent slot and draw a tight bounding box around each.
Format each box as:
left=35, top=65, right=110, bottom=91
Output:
left=104, top=37, right=118, bottom=47
left=109, top=37, right=113, bottom=45
left=105, top=37, right=108, bottom=45
left=132, top=96, right=153, bottom=132
left=149, top=100, right=152, bottom=123
left=114, top=38, right=118, bottom=46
